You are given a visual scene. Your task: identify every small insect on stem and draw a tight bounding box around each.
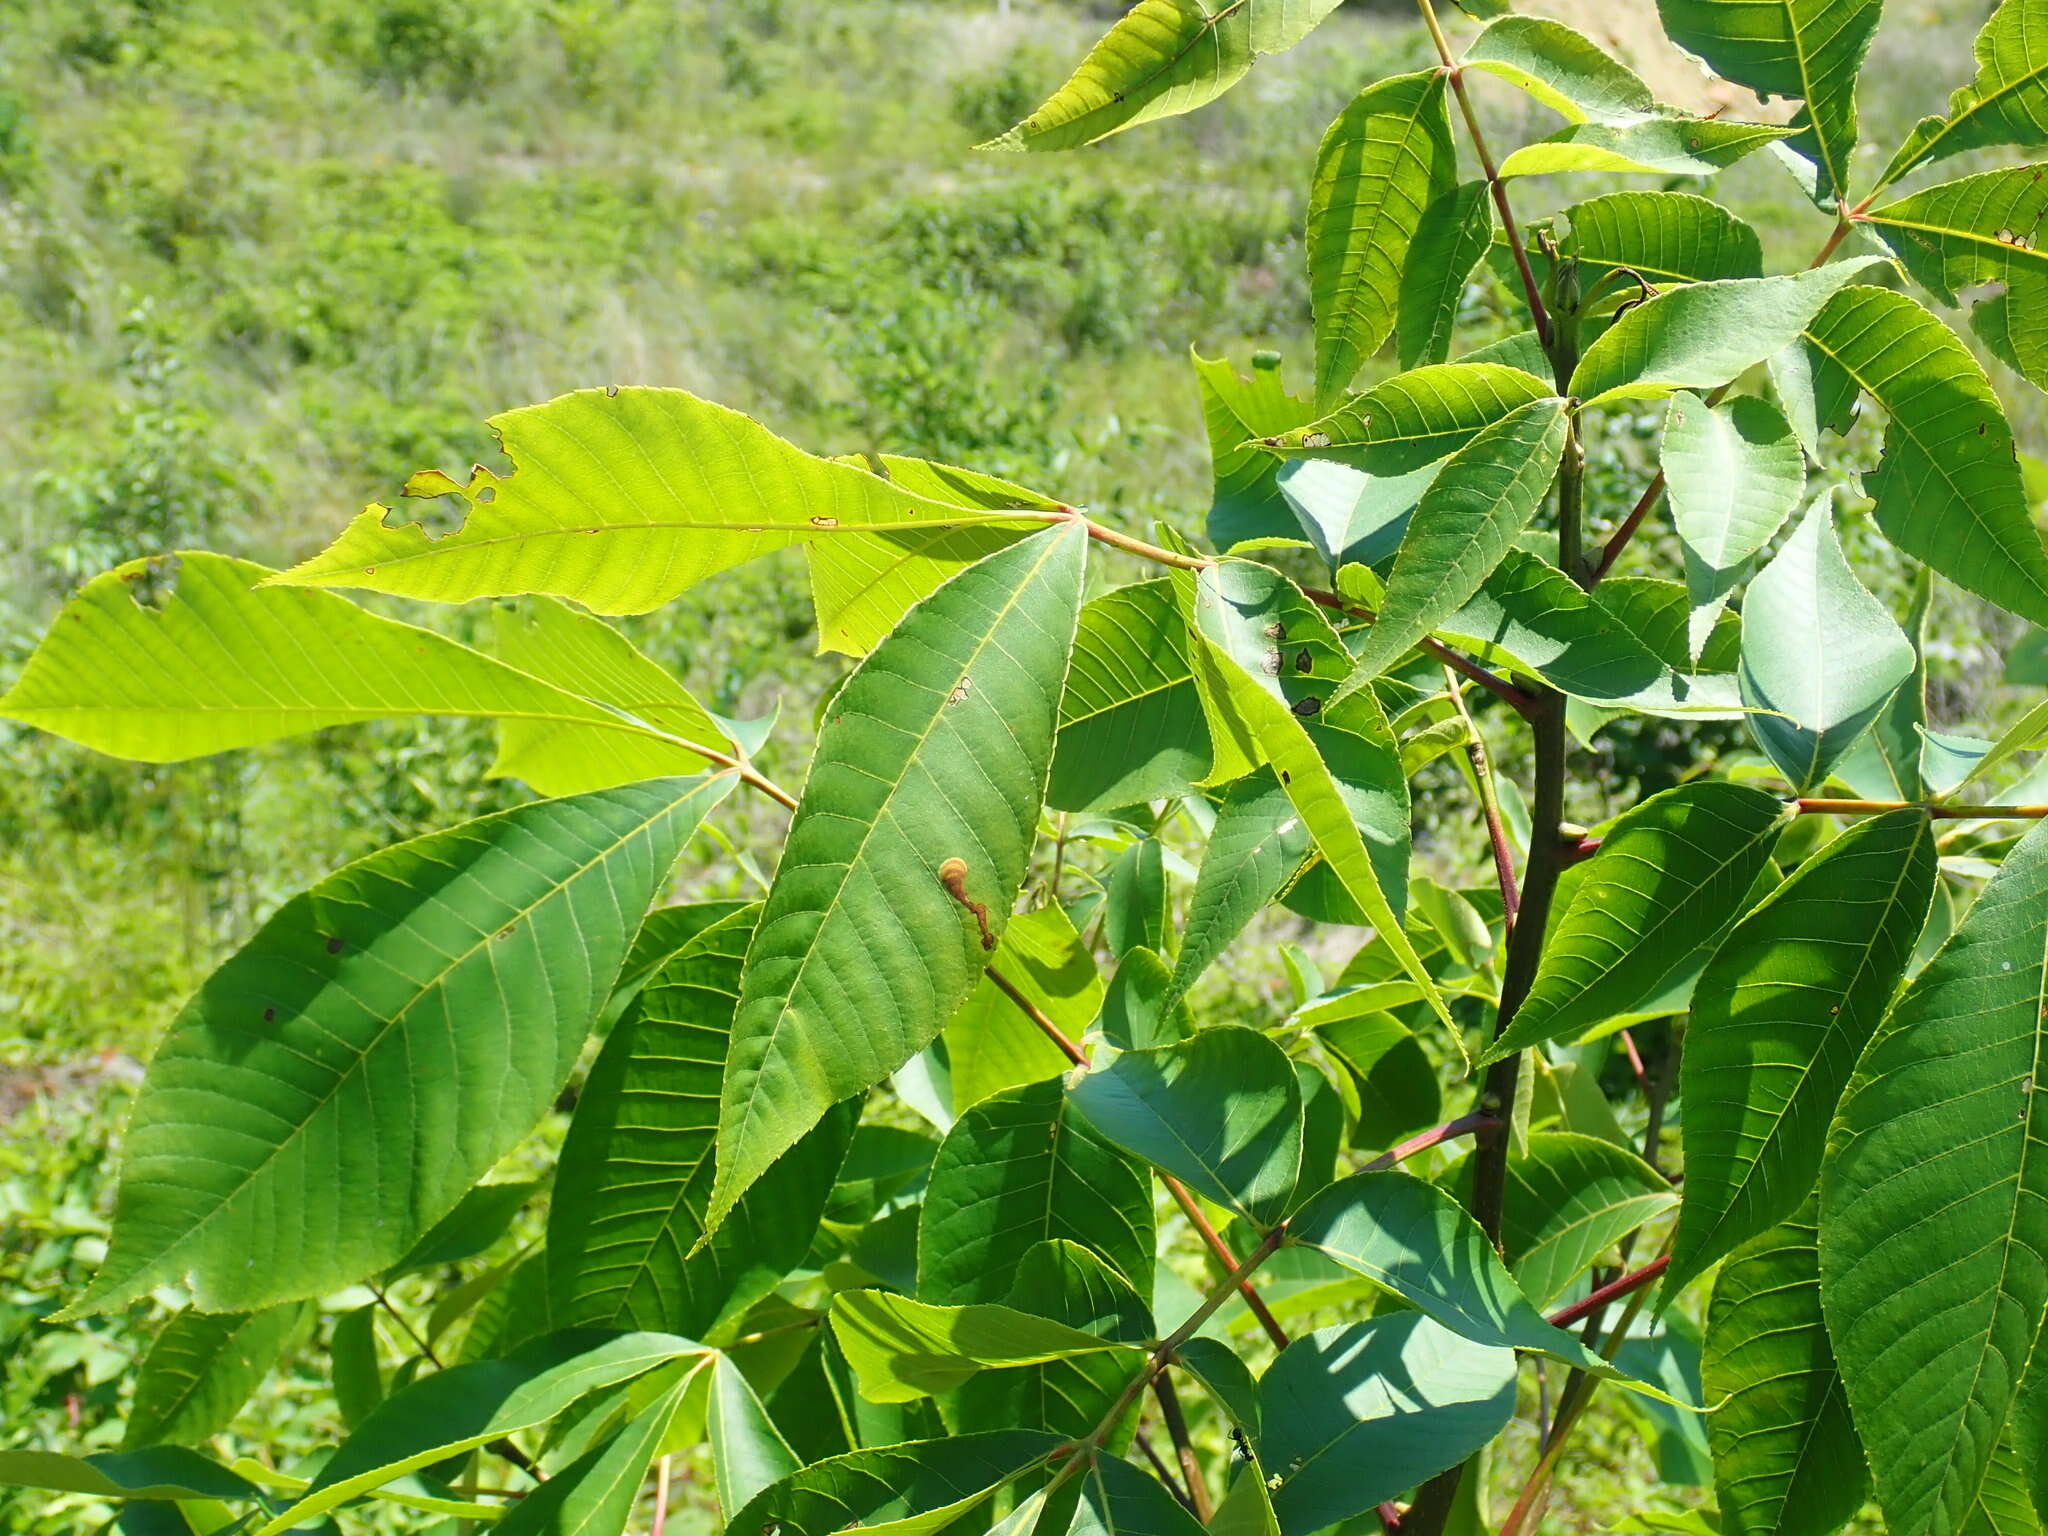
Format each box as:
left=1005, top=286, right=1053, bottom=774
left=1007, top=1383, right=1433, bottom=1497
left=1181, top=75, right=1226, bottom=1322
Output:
left=938, top=856, right=996, bottom=951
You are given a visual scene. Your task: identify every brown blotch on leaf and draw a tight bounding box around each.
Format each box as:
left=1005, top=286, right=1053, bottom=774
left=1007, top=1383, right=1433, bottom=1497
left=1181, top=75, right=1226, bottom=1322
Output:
left=1294, top=648, right=1312, bottom=673
left=1291, top=695, right=1323, bottom=717
left=325, top=936, right=345, bottom=955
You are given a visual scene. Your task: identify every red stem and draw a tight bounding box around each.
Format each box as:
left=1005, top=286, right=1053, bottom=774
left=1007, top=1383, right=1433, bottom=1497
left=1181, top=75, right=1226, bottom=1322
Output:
left=1547, top=1254, right=1670, bottom=1329
left=1363, top=1113, right=1496, bottom=1172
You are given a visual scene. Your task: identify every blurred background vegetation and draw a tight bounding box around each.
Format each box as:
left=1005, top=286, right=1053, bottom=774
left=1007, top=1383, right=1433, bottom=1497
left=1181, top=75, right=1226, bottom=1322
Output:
left=0, top=0, right=2018, bottom=1530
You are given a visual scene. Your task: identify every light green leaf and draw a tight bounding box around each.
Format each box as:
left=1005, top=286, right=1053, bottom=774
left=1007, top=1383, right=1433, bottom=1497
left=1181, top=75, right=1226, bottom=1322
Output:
left=1803, top=284, right=2048, bottom=627
left=124, top=1304, right=311, bottom=1449
left=0, top=1449, right=258, bottom=1504
left=1466, top=15, right=1661, bottom=123
left=709, top=525, right=1086, bottom=1238
left=1672, top=810, right=1937, bottom=1294
left=1263, top=362, right=1552, bottom=468
left=1571, top=258, right=1887, bottom=407
left=0, top=552, right=714, bottom=767
left=1498, top=1132, right=1676, bottom=1309
left=830, top=1291, right=1143, bottom=1404
left=549, top=908, right=855, bottom=1340
left=1963, top=1438, right=2045, bottom=1536
left=1308, top=70, right=1456, bottom=404
left=1276, top=456, right=1437, bottom=572
left=1836, top=566, right=1935, bottom=803
left=1655, top=0, right=1883, bottom=204
left=261, top=1331, right=706, bottom=1535
left=1287, top=1172, right=1680, bottom=1389
left=1662, top=393, right=1805, bottom=662
left=1341, top=397, right=1567, bottom=688
left=269, top=388, right=1047, bottom=615
left=978, top=0, right=1344, bottom=152
left=1398, top=182, right=1495, bottom=370
left=1482, top=781, right=1787, bottom=1064
left=68, top=776, right=731, bottom=1318
left=495, top=1367, right=694, bottom=1536
left=1540, top=190, right=1763, bottom=286
left=1442, top=548, right=1744, bottom=716
left=1172, top=561, right=1445, bottom=1031
left=1880, top=0, right=2048, bottom=184
left=1257, top=1315, right=1518, bottom=1534
left=1195, top=350, right=1320, bottom=551
left=945, top=903, right=1102, bottom=1110
left=1069, top=1025, right=1303, bottom=1225
left=812, top=454, right=1069, bottom=656
left=1052, top=579, right=1211, bottom=813
left=1867, top=167, right=2048, bottom=394
left=1822, top=817, right=2048, bottom=1536
left=331, top=1304, right=384, bottom=1430
left=1702, top=1204, right=1867, bottom=1536
left=919, top=1077, right=1156, bottom=1307
left=708, top=1354, right=800, bottom=1515
left=1769, top=330, right=1862, bottom=457
left=489, top=596, right=731, bottom=794
left=1497, top=118, right=1793, bottom=178
left=1739, top=491, right=1915, bottom=791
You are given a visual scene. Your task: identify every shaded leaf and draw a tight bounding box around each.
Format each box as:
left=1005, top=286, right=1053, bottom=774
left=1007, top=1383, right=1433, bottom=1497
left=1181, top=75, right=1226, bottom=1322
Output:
left=495, top=1367, right=694, bottom=1536
left=1739, top=491, right=1915, bottom=791
left=1195, top=350, right=1319, bottom=551
left=1258, top=1315, right=1517, bottom=1534
left=919, top=1078, right=1156, bottom=1307
left=708, top=1354, right=801, bottom=1515
left=69, top=776, right=732, bottom=1317
left=1482, top=781, right=1786, bottom=1063
left=1069, top=1025, right=1303, bottom=1225
left=1398, top=182, right=1494, bottom=370
left=1498, top=1132, right=1675, bottom=1309
left=1052, top=579, right=1210, bottom=814
left=1539, top=190, right=1763, bottom=286
left=125, top=1304, right=311, bottom=1448
left=726, top=1431, right=1060, bottom=1536
left=1672, top=810, right=1937, bottom=1293
left=1703, top=1204, right=1867, bottom=1536
left=1263, top=363, right=1551, bottom=467
left=0, top=1449, right=258, bottom=1504
left=709, top=525, right=1086, bottom=1237
left=550, top=908, right=856, bottom=1340
left=946, top=904, right=1102, bottom=1110
left=1822, top=818, right=2048, bottom=1536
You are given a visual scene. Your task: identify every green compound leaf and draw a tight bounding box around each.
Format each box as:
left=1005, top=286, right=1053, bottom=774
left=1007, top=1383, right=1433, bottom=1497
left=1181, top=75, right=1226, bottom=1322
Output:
left=270, top=388, right=1047, bottom=615
left=0, top=552, right=719, bottom=768
left=1465, top=15, right=1663, bottom=123
left=1655, top=0, right=1883, bottom=205
left=1050, top=579, right=1209, bottom=814
left=1497, top=119, right=1793, bottom=179
left=1263, top=362, right=1552, bottom=466
left=124, top=1304, right=311, bottom=1449
left=978, top=0, right=1344, bottom=152
left=1308, top=70, right=1455, bottom=405
left=1441, top=548, right=1744, bottom=717
left=1498, top=1132, right=1676, bottom=1309
left=1288, top=1172, right=1680, bottom=1391
left=1881, top=0, right=2048, bottom=184
left=261, top=1331, right=706, bottom=1535
left=1069, top=1025, right=1304, bottom=1225
left=489, top=595, right=730, bottom=794
left=1482, top=782, right=1787, bottom=1064
left=1171, top=560, right=1444, bottom=1033
left=1822, top=817, right=2048, bottom=1536
left=829, top=1290, right=1144, bottom=1404
left=0, top=1448, right=259, bottom=1504
left=495, top=1367, right=694, bottom=1536
left=708, top=524, right=1085, bottom=1239
left=1671, top=810, right=1937, bottom=1294
left=1257, top=1315, right=1518, bottom=1534
left=1195, top=349, right=1319, bottom=551
left=549, top=907, right=856, bottom=1341
left=67, top=776, right=732, bottom=1318
left=1867, top=167, right=2048, bottom=394
left=1397, top=181, right=1494, bottom=370
left=918, top=1078, right=1156, bottom=1308
left=1739, top=491, right=1916, bottom=792
left=1570, top=258, right=1887, bottom=408
left=1661, top=392, right=1805, bottom=662
left=725, top=1431, right=1061, bottom=1536
left=1538, top=190, right=1763, bottom=287
left=1341, top=397, right=1566, bottom=690
left=1803, top=284, right=2048, bottom=628
left=1702, top=1203, right=1868, bottom=1536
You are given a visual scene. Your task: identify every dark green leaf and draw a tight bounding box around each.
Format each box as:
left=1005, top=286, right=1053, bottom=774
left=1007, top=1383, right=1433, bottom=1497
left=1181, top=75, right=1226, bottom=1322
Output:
left=1196, top=351, right=1319, bottom=551
left=1498, top=1133, right=1675, bottom=1308
left=0, top=1449, right=258, bottom=1504
left=1053, top=582, right=1209, bottom=815
left=1398, top=182, right=1495, bottom=370
left=725, top=1431, right=1060, bottom=1536
left=125, top=1303, right=311, bottom=1449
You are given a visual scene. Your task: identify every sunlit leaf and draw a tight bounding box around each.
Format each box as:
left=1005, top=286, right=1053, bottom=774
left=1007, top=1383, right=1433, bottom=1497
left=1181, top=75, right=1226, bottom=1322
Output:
left=1880, top=0, right=2048, bottom=184
left=124, top=1304, right=311, bottom=1449
left=1050, top=579, right=1210, bottom=813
